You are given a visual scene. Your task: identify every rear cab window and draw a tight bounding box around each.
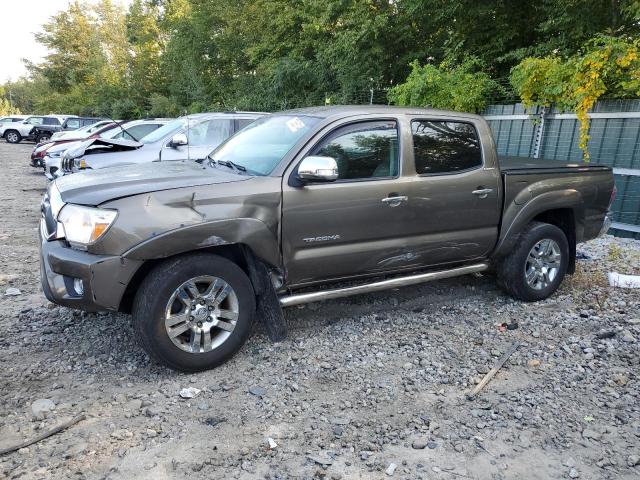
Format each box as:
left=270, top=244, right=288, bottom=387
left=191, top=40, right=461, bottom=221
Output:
left=411, top=120, right=482, bottom=175
left=43, top=117, right=61, bottom=126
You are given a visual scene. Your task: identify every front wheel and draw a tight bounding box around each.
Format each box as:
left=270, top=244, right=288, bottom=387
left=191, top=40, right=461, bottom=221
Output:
left=36, top=133, right=51, bottom=144
left=496, top=221, right=569, bottom=302
left=5, top=130, right=21, bottom=143
left=132, top=253, right=256, bottom=372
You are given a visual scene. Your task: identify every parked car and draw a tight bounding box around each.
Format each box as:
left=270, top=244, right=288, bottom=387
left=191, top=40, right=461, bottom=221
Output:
left=1, top=115, right=71, bottom=144
left=42, top=119, right=171, bottom=179
left=31, top=117, right=106, bottom=144
left=39, top=106, right=615, bottom=371
left=50, top=119, right=113, bottom=141
left=31, top=121, right=118, bottom=167
left=59, top=112, right=264, bottom=175
left=0, top=115, right=28, bottom=127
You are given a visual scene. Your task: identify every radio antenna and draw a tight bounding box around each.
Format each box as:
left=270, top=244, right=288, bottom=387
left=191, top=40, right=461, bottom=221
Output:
left=185, top=110, right=190, bottom=162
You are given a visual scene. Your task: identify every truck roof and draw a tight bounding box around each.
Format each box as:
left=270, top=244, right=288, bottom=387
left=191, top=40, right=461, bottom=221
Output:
left=280, top=105, right=485, bottom=120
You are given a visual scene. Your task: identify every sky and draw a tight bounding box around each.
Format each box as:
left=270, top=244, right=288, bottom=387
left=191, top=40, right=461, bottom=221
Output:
left=0, top=0, right=132, bottom=83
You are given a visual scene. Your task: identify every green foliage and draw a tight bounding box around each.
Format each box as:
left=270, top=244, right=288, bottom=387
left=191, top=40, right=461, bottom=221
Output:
left=388, top=59, right=501, bottom=113
left=2, top=0, right=640, bottom=119
left=148, top=94, right=181, bottom=118
left=511, top=35, right=640, bottom=159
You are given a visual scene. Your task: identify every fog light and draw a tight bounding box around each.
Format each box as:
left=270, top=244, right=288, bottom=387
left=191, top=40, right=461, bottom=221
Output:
left=73, top=278, right=84, bottom=296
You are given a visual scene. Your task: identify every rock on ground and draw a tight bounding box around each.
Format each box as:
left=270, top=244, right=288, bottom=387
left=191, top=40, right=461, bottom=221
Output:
left=0, top=142, right=639, bottom=479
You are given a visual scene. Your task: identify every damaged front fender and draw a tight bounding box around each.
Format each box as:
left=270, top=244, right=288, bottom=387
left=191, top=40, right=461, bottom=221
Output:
left=122, top=218, right=281, bottom=268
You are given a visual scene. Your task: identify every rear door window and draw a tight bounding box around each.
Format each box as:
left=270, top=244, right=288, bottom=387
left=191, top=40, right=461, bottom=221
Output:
left=126, top=123, right=162, bottom=140
left=26, top=117, right=44, bottom=125
left=65, top=118, right=81, bottom=129
left=411, top=120, right=482, bottom=175
left=44, top=117, right=61, bottom=126
left=188, top=119, right=233, bottom=146
left=236, top=118, right=257, bottom=131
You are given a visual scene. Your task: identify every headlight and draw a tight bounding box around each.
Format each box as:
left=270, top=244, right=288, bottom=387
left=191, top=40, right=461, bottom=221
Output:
left=49, top=150, right=63, bottom=158
left=58, top=204, right=117, bottom=247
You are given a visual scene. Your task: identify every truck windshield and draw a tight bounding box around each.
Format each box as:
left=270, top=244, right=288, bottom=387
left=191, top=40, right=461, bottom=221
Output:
left=209, top=115, right=320, bottom=176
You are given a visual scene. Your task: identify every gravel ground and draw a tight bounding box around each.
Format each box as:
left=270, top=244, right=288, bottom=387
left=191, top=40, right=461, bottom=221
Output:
left=0, top=141, right=639, bottom=480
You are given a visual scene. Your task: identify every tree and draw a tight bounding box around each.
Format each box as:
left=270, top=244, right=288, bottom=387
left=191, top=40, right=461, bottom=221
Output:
left=511, top=35, right=640, bottom=159
left=388, top=59, right=501, bottom=112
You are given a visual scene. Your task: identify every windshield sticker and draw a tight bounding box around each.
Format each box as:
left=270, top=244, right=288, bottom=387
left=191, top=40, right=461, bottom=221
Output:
left=286, top=117, right=305, bottom=132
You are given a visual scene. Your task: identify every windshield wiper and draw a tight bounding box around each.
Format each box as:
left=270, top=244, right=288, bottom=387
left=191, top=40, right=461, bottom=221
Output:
left=215, top=159, right=247, bottom=173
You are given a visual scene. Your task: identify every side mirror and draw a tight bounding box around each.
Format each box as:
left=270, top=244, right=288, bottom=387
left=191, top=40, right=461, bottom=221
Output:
left=297, top=156, right=338, bottom=183
left=169, top=133, right=188, bottom=148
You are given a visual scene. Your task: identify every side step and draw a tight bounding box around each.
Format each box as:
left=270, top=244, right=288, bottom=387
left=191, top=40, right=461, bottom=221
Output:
left=279, top=262, right=489, bottom=307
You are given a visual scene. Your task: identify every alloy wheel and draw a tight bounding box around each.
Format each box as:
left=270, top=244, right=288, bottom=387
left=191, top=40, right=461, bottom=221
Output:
left=164, top=275, right=239, bottom=354
left=524, top=239, right=561, bottom=290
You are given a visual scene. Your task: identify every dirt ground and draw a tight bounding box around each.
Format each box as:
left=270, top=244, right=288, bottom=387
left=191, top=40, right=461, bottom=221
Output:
left=0, top=141, right=639, bottom=480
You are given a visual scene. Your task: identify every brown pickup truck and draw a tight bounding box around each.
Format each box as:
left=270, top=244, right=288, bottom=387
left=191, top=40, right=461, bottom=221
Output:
left=39, top=106, right=615, bottom=371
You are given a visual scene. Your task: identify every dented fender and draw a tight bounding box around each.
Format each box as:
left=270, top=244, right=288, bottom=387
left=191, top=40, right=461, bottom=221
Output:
left=122, top=218, right=281, bottom=267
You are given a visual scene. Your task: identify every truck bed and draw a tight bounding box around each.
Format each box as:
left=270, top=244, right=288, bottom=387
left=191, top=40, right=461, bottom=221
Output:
left=499, top=155, right=612, bottom=174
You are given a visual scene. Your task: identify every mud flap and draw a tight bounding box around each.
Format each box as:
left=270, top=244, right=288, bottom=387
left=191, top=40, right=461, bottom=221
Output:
left=242, top=247, right=287, bottom=342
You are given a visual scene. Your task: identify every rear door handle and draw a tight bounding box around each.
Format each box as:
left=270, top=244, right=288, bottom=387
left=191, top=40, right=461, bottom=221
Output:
left=472, top=188, right=493, bottom=199
left=381, top=195, right=408, bottom=207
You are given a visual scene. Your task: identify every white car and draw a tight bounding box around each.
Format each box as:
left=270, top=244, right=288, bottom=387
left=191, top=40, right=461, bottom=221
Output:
left=50, top=120, right=114, bottom=140
left=2, top=115, right=71, bottom=143
left=0, top=115, right=28, bottom=136
left=43, top=119, right=171, bottom=180
left=0, top=115, right=28, bottom=127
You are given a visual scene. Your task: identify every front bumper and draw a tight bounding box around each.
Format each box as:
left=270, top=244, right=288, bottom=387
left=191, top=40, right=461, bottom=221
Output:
left=44, top=155, right=64, bottom=180
left=39, top=220, right=142, bottom=312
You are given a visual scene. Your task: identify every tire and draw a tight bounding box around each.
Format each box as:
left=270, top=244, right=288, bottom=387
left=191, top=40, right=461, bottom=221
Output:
left=36, top=134, right=51, bottom=144
left=496, top=221, right=569, bottom=302
left=132, top=253, right=255, bottom=372
left=4, top=130, right=21, bottom=143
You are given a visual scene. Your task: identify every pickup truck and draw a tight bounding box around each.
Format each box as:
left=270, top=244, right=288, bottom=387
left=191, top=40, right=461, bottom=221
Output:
left=39, top=106, right=615, bottom=372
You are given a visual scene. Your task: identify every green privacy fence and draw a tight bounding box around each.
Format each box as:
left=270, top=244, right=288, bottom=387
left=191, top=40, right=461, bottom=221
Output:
left=483, top=100, right=640, bottom=239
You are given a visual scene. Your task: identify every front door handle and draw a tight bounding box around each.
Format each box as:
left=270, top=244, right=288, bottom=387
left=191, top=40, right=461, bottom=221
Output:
left=381, top=195, right=408, bottom=207
left=472, top=188, right=493, bottom=199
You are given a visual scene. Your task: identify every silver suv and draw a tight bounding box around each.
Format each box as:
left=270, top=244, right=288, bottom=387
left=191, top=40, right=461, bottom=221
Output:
left=61, top=112, right=265, bottom=174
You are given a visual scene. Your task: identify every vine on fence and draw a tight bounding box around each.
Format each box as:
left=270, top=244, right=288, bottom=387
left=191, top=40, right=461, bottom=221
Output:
left=511, top=36, right=640, bottom=161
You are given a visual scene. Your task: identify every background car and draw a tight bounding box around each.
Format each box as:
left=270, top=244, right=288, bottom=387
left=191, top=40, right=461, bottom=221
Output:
left=44, top=119, right=171, bottom=179
left=30, top=121, right=119, bottom=167
left=0, top=115, right=28, bottom=127
left=1, top=115, right=71, bottom=144
left=31, top=116, right=106, bottom=144
left=61, top=112, right=265, bottom=174
left=50, top=119, right=113, bottom=140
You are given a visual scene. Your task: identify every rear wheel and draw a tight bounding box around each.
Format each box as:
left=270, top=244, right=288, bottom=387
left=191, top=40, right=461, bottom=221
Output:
left=5, top=130, right=21, bottom=143
left=132, top=253, right=255, bottom=372
left=496, top=221, right=569, bottom=301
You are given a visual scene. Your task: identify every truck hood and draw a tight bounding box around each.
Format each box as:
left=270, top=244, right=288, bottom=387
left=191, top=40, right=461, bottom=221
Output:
left=54, top=161, right=249, bottom=205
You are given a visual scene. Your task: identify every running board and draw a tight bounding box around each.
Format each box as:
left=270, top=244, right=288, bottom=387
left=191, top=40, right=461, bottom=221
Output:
left=278, top=262, right=489, bottom=307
